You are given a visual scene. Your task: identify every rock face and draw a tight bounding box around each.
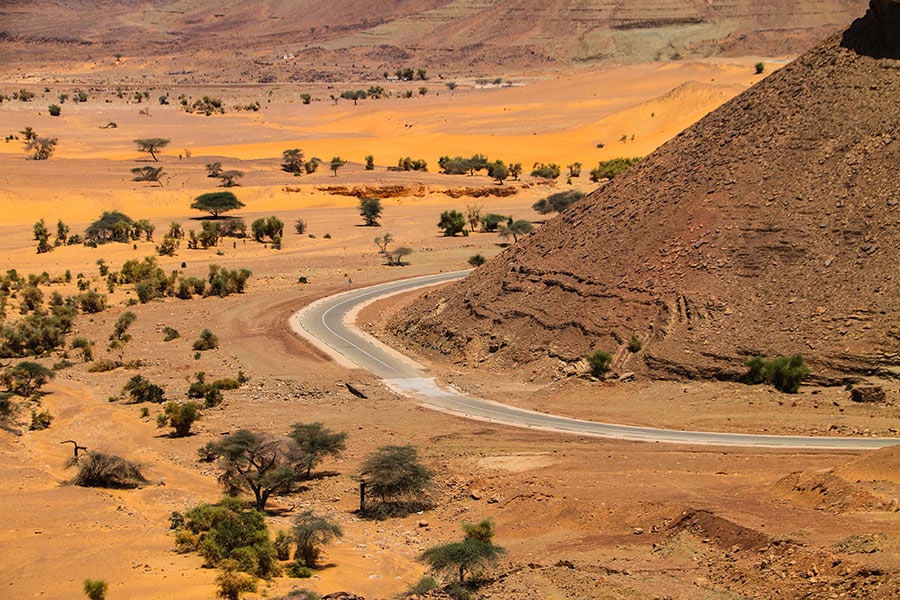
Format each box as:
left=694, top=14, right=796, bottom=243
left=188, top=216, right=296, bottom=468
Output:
left=392, top=2, right=900, bottom=383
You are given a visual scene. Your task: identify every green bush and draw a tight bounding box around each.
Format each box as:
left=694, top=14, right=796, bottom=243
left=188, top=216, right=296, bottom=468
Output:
left=287, top=563, right=314, bottom=578
left=122, top=375, right=166, bottom=404
left=627, top=335, right=643, bottom=353
left=173, top=497, right=279, bottom=578
left=468, top=254, right=486, bottom=267
left=83, top=579, right=108, bottom=600
left=589, top=157, right=641, bottom=182
left=48, top=104, right=61, bottom=116
left=193, top=329, right=219, bottom=351
left=30, top=409, right=53, bottom=430
left=743, top=354, right=810, bottom=393
left=586, top=349, right=613, bottom=378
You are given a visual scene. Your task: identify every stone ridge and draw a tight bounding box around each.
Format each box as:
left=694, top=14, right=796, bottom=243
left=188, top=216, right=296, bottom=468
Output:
left=391, top=3, right=900, bottom=383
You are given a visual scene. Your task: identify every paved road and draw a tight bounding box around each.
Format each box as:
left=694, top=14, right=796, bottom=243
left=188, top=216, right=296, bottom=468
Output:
left=292, top=272, right=900, bottom=450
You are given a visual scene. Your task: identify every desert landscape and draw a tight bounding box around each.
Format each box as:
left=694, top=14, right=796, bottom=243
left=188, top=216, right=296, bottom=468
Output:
left=0, top=1, right=898, bottom=599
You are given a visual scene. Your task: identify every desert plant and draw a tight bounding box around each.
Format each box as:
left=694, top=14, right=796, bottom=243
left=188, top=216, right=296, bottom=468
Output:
left=499, top=219, right=533, bottom=243
left=292, top=510, right=343, bottom=568
left=530, top=162, right=560, bottom=179
left=72, top=452, right=148, bottom=488
left=358, top=445, right=433, bottom=517
left=191, top=191, right=245, bottom=218
left=468, top=254, right=486, bottom=267
left=288, top=422, right=348, bottom=479
left=532, top=190, right=585, bottom=215
left=1, top=361, right=55, bottom=396
left=83, top=579, right=108, bottom=600
left=358, top=197, right=382, bottom=226
left=162, top=326, right=180, bottom=341
left=122, top=374, right=166, bottom=404
left=743, top=354, right=810, bottom=393
left=586, top=349, right=613, bottom=378
left=193, top=329, right=219, bottom=351
left=294, top=218, right=307, bottom=234
left=134, top=138, right=170, bottom=161
left=627, top=335, right=643, bottom=353
left=160, top=401, right=201, bottom=436
left=589, top=157, right=641, bottom=182
left=421, top=518, right=506, bottom=584
left=438, top=210, right=467, bottom=237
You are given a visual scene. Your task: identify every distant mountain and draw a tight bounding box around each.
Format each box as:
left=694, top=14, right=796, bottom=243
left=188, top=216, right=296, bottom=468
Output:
left=0, top=0, right=867, bottom=83
left=391, top=0, right=900, bottom=383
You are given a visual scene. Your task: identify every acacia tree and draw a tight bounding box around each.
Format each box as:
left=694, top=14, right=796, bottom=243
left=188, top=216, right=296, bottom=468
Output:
left=291, top=510, right=343, bottom=568
left=330, top=156, right=346, bottom=176
left=0, top=361, right=55, bottom=396
left=204, top=429, right=305, bottom=511
left=191, top=191, right=245, bottom=218
left=25, top=136, right=57, bottom=160
left=217, top=170, right=244, bottom=187
left=134, top=138, right=170, bottom=161
left=532, top=190, right=585, bottom=215
left=358, top=197, right=382, bottom=226
left=499, top=219, right=534, bottom=243
left=282, top=149, right=304, bottom=173
left=131, top=166, right=165, bottom=186
left=464, top=204, right=482, bottom=233
left=421, top=519, right=505, bottom=584
left=288, top=422, right=347, bottom=479
left=358, top=444, right=433, bottom=515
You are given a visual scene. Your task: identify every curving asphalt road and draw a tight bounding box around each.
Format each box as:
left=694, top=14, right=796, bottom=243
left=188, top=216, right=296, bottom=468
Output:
left=291, top=272, right=900, bottom=450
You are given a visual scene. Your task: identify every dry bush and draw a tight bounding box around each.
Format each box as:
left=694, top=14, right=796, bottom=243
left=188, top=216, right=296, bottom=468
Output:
left=71, top=452, right=148, bottom=489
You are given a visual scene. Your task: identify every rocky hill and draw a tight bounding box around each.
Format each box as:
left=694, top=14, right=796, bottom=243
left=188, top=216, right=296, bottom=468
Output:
left=391, top=1, right=900, bottom=384
left=0, top=0, right=866, bottom=83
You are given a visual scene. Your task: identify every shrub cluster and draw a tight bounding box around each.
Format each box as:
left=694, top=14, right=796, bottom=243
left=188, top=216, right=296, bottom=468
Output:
left=589, top=157, right=641, bottom=182
left=173, top=497, right=280, bottom=577
left=743, top=354, right=810, bottom=393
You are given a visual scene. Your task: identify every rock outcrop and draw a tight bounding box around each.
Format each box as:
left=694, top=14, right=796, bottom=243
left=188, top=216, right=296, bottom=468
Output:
left=392, top=2, right=900, bottom=383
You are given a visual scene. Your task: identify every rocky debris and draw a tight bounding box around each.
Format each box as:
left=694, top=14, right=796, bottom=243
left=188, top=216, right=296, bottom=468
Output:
left=851, top=385, right=886, bottom=403
left=393, top=2, right=900, bottom=384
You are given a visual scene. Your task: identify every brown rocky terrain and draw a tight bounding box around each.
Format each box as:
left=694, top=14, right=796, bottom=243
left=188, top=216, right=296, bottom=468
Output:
left=391, top=2, right=900, bottom=385
left=0, top=1, right=866, bottom=85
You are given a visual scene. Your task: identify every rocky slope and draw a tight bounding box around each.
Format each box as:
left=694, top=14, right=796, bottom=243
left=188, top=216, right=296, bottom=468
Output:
left=0, top=1, right=866, bottom=83
left=391, top=1, right=900, bottom=383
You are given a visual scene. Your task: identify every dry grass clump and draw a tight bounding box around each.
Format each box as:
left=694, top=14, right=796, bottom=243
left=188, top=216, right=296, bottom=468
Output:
left=70, top=452, right=148, bottom=489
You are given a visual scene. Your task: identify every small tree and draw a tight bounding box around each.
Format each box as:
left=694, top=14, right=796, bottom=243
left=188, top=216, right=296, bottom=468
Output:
left=294, top=218, right=307, bottom=234
left=364, top=154, right=374, bottom=170
left=329, top=156, right=345, bottom=176
left=589, top=157, right=641, bottom=182
left=204, top=430, right=306, bottom=511
left=438, top=210, right=466, bottom=236
left=83, top=579, right=108, bottom=600
left=464, top=204, right=482, bottom=233
left=134, top=138, right=170, bottom=161
left=160, top=401, right=201, bottom=437
left=216, top=562, right=257, bottom=600
left=218, top=170, right=244, bottom=187
left=420, top=519, right=505, bottom=584
left=206, top=162, right=223, bottom=178
left=358, top=445, right=433, bottom=515
left=292, top=510, right=343, bottom=568
left=491, top=162, right=509, bottom=184
left=755, top=62, right=765, bottom=74
left=532, top=190, right=585, bottom=215
left=358, top=197, right=383, bottom=226
left=48, top=104, right=61, bottom=116
left=289, top=422, right=348, bottom=479
left=25, top=136, right=57, bottom=160
left=191, top=191, right=245, bottom=218
left=499, top=219, right=533, bottom=242
left=131, top=165, right=165, bottom=186
left=1, top=361, right=55, bottom=396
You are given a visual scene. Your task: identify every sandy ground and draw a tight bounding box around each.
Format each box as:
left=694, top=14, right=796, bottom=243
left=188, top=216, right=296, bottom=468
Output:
left=0, top=60, right=898, bottom=600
